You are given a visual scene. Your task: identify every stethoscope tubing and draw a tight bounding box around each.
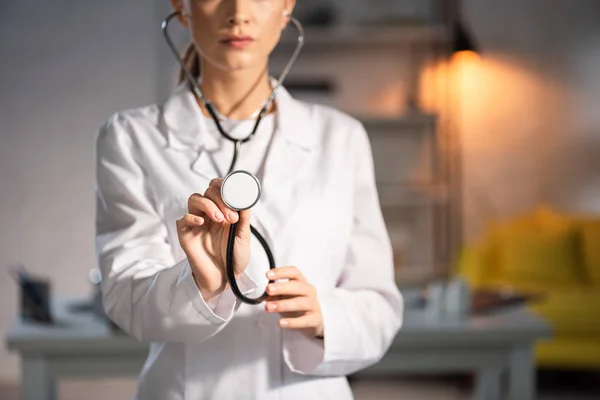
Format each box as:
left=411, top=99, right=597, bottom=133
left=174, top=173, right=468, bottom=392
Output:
left=227, top=224, right=275, bottom=304
left=161, top=10, right=305, bottom=304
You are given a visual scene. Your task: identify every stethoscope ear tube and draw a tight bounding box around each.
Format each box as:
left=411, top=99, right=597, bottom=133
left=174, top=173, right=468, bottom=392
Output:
left=162, top=10, right=304, bottom=305
left=226, top=223, right=276, bottom=304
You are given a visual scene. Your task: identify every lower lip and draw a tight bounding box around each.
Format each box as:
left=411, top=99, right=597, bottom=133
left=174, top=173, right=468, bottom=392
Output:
left=222, top=39, right=254, bottom=49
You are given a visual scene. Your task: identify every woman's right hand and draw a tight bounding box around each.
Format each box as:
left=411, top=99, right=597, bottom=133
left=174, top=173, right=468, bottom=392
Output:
left=176, top=178, right=251, bottom=301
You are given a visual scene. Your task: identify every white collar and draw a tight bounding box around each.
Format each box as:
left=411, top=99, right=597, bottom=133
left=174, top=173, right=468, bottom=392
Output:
left=161, top=78, right=320, bottom=152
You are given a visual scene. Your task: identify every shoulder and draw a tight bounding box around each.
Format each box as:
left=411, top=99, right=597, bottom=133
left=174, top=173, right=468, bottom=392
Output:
left=95, top=103, right=161, bottom=153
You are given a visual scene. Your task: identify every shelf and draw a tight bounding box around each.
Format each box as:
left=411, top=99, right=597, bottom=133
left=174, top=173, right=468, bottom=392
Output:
left=357, top=112, right=437, bottom=131
left=279, top=24, right=450, bottom=48
left=378, top=183, right=449, bottom=208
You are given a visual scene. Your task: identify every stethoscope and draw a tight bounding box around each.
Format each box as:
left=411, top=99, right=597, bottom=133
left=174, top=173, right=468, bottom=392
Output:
left=161, top=10, right=304, bottom=305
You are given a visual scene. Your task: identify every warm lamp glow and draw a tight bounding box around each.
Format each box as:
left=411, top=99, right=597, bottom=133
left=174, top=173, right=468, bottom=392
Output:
left=418, top=55, right=565, bottom=154
left=451, top=50, right=481, bottom=64
left=368, top=81, right=406, bottom=116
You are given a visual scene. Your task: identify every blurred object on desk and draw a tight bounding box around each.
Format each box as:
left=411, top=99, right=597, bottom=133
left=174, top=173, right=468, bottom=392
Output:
left=416, top=282, right=543, bottom=317
left=470, top=288, right=544, bottom=316
left=10, top=264, right=53, bottom=324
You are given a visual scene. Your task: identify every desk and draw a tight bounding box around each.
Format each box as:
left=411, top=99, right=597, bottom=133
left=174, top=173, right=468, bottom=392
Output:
left=6, top=299, right=147, bottom=400
left=6, top=298, right=551, bottom=400
left=357, top=305, right=552, bottom=400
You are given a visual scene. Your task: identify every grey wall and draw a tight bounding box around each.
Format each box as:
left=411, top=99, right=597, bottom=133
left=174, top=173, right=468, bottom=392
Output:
left=0, top=1, right=160, bottom=379
left=1, top=0, right=600, bottom=382
left=459, top=0, right=600, bottom=239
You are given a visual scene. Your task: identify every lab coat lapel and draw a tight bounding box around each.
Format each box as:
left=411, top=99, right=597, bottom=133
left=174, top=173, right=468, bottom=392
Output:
left=162, top=83, right=220, bottom=180
left=251, top=87, right=321, bottom=254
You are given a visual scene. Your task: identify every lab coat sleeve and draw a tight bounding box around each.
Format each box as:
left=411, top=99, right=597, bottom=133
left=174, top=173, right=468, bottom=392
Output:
left=95, top=113, right=256, bottom=343
left=283, top=122, right=404, bottom=376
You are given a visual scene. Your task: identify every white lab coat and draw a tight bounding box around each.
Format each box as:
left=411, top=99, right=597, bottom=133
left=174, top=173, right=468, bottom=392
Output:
left=95, top=82, right=403, bottom=400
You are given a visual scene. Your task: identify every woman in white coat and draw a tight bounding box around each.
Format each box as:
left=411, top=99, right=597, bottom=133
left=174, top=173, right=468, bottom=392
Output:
left=95, top=0, right=403, bottom=399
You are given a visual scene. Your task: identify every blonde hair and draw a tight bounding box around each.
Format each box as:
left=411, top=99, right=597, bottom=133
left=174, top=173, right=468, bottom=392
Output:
left=178, top=42, right=200, bottom=84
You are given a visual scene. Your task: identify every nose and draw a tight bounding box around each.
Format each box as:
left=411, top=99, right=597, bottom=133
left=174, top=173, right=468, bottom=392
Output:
left=227, top=0, right=250, bottom=26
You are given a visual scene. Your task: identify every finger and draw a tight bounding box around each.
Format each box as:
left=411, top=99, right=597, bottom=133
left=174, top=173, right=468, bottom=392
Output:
left=279, top=313, right=319, bottom=329
left=176, top=213, right=205, bottom=233
left=188, top=193, right=225, bottom=223
left=265, top=296, right=314, bottom=313
left=204, top=179, right=239, bottom=224
left=266, top=280, right=314, bottom=297
left=265, top=266, right=306, bottom=282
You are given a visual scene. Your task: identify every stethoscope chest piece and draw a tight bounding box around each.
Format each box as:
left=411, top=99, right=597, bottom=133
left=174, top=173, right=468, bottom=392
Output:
left=222, top=170, right=274, bottom=305
left=221, top=170, right=262, bottom=211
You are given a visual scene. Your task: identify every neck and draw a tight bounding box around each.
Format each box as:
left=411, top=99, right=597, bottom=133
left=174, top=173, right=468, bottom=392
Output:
left=197, top=63, right=274, bottom=120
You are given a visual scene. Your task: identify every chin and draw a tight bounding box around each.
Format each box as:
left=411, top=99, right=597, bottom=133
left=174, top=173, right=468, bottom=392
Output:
left=211, top=54, right=266, bottom=73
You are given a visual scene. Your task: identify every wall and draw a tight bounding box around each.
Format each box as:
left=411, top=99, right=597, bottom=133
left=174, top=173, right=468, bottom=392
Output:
left=0, top=1, right=159, bottom=380
left=458, top=0, right=600, bottom=240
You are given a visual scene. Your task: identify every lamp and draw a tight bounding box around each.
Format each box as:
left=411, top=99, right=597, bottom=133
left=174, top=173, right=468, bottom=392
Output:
left=443, top=17, right=479, bottom=283
left=452, top=20, right=479, bottom=57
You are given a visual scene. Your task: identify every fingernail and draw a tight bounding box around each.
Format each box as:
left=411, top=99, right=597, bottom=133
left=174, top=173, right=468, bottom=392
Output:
left=267, top=303, right=277, bottom=311
left=267, top=271, right=275, bottom=279
left=228, top=212, right=238, bottom=222
left=194, top=217, right=203, bottom=224
left=267, top=284, right=276, bottom=294
left=214, top=212, right=223, bottom=221
left=279, top=320, right=288, bottom=327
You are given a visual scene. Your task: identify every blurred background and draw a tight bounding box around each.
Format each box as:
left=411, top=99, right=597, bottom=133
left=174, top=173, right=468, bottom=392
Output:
left=2, top=0, right=600, bottom=399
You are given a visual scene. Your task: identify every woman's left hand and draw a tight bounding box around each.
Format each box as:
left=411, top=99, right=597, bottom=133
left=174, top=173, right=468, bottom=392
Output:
left=265, top=266, right=324, bottom=339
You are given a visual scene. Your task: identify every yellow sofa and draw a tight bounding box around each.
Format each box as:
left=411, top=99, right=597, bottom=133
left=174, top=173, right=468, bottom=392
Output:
left=456, top=205, right=600, bottom=369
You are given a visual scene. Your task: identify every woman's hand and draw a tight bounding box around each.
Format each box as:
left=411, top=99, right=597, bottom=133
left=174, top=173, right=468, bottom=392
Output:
left=176, top=178, right=251, bottom=301
left=264, top=266, right=324, bottom=339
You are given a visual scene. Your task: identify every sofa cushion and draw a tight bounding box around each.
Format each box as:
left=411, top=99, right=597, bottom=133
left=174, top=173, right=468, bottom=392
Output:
left=457, top=205, right=594, bottom=290
left=536, top=338, right=600, bottom=368
left=456, top=239, right=496, bottom=288
left=499, top=222, right=585, bottom=286
left=529, top=291, right=600, bottom=337
left=579, top=219, right=600, bottom=284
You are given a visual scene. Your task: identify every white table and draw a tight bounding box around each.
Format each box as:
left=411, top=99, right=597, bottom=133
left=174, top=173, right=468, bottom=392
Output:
left=6, top=299, right=147, bottom=400
left=357, top=304, right=552, bottom=400
left=6, top=298, right=551, bottom=400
